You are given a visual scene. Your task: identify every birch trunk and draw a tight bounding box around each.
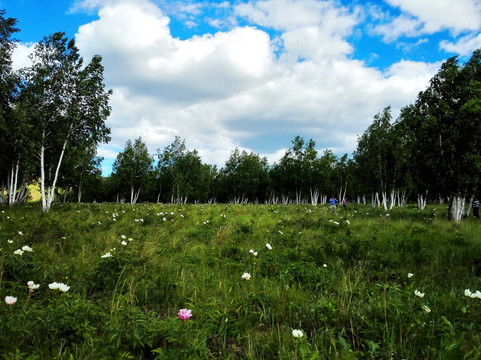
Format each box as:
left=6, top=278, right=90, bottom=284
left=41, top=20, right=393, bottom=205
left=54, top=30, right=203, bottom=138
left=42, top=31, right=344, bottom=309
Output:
left=381, top=191, right=388, bottom=210
left=417, top=191, right=428, bottom=210
left=43, top=138, right=69, bottom=212
left=466, top=196, right=474, bottom=217
left=310, top=188, right=319, bottom=206
left=38, top=121, right=70, bottom=212
left=77, top=183, right=83, bottom=203
left=8, top=159, right=20, bottom=205
left=452, top=196, right=465, bottom=222
left=389, top=189, right=395, bottom=210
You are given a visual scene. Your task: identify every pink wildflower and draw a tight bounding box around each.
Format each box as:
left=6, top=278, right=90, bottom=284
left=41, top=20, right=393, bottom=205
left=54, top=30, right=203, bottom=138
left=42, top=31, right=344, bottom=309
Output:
left=178, top=308, right=192, bottom=322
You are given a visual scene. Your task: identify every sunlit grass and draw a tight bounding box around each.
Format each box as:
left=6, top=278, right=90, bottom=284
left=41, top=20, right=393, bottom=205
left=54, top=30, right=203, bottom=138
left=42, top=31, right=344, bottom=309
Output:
left=1, top=202, right=481, bottom=358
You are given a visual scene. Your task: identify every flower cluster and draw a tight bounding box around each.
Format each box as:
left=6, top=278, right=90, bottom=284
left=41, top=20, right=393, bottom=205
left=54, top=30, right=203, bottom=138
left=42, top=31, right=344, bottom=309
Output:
left=13, top=245, right=34, bottom=256
left=465, top=289, right=481, bottom=299
left=249, top=249, right=258, bottom=256
left=27, top=281, right=40, bottom=292
left=241, top=272, right=251, bottom=280
left=48, top=282, right=70, bottom=292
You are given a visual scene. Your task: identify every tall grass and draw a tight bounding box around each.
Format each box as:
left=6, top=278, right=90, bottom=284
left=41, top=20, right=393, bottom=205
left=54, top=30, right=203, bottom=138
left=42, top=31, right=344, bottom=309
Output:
left=1, top=202, right=481, bottom=359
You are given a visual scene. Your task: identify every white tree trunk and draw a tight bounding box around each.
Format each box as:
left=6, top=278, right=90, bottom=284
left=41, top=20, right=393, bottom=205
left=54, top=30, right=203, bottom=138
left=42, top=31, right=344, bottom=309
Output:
left=466, top=196, right=474, bottom=217
left=310, top=188, right=319, bottom=206
left=40, top=144, right=47, bottom=211
left=418, top=191, right=428, bottom=210
left=131, top=185, right=140, bottom=204
left=389, top=189, right=395, bottom=210
left=452, top=196, right=465, bottom=222
left=77, top=183, right=83, bottom=203
left=8, top=160, right=20, bottom=205
left=40, top=134, right=69, bottom=212
left=381, top=191, right=388, bottom=210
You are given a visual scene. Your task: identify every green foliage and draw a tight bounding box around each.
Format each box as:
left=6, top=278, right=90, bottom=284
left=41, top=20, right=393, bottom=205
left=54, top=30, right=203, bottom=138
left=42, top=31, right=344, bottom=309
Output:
left=1, top=203, right=481, bottom=358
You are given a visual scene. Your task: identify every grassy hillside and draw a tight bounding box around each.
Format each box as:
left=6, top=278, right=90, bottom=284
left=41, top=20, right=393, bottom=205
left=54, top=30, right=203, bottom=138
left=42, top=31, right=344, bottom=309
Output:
left=1, top=202, right=480, bottom=359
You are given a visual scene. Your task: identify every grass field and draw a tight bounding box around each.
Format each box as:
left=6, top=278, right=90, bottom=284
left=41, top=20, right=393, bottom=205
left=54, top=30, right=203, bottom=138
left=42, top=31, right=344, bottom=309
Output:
left=1, top=202, right=481, bottom=359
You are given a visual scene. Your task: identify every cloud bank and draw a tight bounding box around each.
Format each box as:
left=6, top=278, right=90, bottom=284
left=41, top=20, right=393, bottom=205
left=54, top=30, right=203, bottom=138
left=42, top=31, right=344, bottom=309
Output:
left=14, top=0, right=481, bottom=173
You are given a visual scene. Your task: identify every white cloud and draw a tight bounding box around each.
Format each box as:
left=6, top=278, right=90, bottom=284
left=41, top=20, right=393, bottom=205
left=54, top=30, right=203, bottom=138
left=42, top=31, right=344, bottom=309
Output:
left=372, top=0, right=481, bottom=42
left=11, top=43, right=35, bottom=70
left=386, top=0, right=481, bottom=34
left=440, top=33, right=481, bottom=55
left=371, top=15, right=425, bottom=43
left=14, top=0, right=445, bottom=170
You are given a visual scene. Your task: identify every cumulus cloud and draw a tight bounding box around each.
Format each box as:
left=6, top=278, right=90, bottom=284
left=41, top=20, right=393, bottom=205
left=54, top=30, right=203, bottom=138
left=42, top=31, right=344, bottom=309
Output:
left=372, top=0, right=481, bottom=42
left=12, top=43, right=35, bottom=70
left=14, top=0, right=448, bottom=171
left=440, top=33, right=481, bottom=55
left=386, top=0, right=481, bottom=33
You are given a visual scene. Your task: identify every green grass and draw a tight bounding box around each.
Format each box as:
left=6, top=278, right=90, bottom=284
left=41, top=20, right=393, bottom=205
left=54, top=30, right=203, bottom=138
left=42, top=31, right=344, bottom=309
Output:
left=1, top=202, right=481, bottom=359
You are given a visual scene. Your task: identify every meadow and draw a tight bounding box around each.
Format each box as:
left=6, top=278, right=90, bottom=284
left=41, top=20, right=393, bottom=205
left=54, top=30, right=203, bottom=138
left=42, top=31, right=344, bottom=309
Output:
left=1, top=202, right=481, bottom=359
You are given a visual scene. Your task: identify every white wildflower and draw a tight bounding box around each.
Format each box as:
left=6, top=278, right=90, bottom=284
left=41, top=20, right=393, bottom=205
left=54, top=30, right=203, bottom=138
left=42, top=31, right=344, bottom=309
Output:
left=292, top=329, right=304, bottom=338
left=414, top=290, right=425, bottom=298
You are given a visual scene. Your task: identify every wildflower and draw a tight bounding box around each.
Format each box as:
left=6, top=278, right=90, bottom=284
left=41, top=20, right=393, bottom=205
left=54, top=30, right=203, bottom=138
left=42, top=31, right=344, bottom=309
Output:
left=266, top=243, right=272, bottom=250
left=5, top=296, right=17, bottom=305
left=48, top=282, right=70, bottom=292
left=121, top=235, right=126, bottom=239
left=178, top=308, right=192, bottom=322
left=292, top=329, right=304, bottom=338
left=249, top=249, right=258, bottom=256
left=408, top=273, right=414, bottom=278
left=22, top=245, right=33, bottom=252
left=121, top=241, right=127, bottom=246
left=278, top=230, right=283, bottom=234
left=242, top=272, right=251, bottom=280
left=128, top=238, right=133, bottom=242
left=414, top=290, right=425, bottom=298
left=163, top=217, right=167, bottom=221
left=7, top=240, right=13, bottom=243
left=422, top=305, right=431, bottom=313
left=101, top=252, right=112, bottom=258
left=18, top=231, right=23, bottom=235
left=27, top=281, right=40, bottom=292
left=323, top=264, right=328, bottom=268
left=13, top=249, right=24, bottom=255
left=465, top=289, right=472, bottom=297
left=333, top=221, right=340, bottom=225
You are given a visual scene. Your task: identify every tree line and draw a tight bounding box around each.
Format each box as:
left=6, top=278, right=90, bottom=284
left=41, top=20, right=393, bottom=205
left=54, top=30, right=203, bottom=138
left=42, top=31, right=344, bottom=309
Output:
left=2, top=9, right=481, bottom=220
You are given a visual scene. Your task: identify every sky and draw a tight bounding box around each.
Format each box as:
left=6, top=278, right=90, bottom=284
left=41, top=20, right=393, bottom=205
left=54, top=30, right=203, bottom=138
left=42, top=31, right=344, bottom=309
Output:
left=4, top=0, right=481, bottom=175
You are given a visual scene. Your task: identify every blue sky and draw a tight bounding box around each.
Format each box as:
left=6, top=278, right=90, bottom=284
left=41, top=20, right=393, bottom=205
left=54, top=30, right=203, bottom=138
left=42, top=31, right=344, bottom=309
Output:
left=4, top=0, right=481, bottom=175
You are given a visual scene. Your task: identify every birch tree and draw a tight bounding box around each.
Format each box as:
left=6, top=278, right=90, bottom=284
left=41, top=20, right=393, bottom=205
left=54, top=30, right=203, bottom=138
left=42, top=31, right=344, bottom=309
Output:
left=19, top=32, right=111, bottom=211
left=219, top=148, right=269, bottom=203
left=398, top=51, right=481, bottom=220
left=0, top=10, right=31, bottom=205
left=156, top=137, right=211, bottom=203
left=112, top=137, right=152, bottom=204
